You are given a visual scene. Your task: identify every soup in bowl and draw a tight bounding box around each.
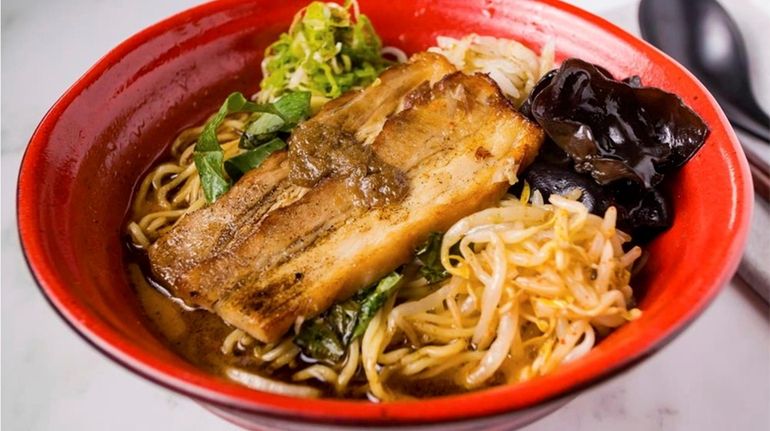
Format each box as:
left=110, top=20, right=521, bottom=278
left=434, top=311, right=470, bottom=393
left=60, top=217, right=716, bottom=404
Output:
left=18, top=0, right=752, bottom=429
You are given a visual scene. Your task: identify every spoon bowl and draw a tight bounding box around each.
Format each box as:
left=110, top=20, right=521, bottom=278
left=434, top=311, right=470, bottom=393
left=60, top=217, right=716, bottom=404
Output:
left=639, top=0, right=769, bottom=142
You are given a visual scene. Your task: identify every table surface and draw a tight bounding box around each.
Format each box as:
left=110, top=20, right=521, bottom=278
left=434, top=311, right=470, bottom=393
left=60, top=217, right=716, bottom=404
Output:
left=2, top=0, right=769, bottom=430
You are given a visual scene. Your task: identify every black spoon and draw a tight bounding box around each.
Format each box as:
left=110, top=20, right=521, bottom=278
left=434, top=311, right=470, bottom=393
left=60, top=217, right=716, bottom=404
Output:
left=639, top=0, right=769, bottom=143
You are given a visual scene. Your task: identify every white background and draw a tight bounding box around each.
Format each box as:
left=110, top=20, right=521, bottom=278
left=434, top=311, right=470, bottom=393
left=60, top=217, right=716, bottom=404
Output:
left=2, top=0, right=769, bottom=430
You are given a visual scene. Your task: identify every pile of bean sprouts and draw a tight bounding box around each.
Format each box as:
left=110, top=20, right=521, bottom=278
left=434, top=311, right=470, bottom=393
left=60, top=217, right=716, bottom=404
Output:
left=429, top=34, right=555, bottom=106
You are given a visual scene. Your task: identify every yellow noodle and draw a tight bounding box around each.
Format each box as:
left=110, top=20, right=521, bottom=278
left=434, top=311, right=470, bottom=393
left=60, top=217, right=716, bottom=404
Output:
left=127, top=115, right=248, bottom=247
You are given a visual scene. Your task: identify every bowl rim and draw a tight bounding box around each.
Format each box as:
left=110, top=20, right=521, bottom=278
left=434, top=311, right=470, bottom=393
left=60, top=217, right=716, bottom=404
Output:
left=17, top=0, right=753, bottom=425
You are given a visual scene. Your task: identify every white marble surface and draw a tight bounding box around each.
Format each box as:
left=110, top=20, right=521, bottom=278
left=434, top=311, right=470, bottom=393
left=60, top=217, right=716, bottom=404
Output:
left=2, top=0, right=769, bottom=430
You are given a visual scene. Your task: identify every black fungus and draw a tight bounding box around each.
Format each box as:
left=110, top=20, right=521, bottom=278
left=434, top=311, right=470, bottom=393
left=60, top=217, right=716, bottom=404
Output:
left=523, top=162, right=611, bottom=215
left=623, top=75, right=643, bottom=88
left=519, top=69, right=556, bottom=121
left=521, top=162, right=671, bottom=239
left=527, top=58, right=709, bottom=188
left=519, top=58, right=709, bottom=240
left=621, top=188, right=670, bottom=233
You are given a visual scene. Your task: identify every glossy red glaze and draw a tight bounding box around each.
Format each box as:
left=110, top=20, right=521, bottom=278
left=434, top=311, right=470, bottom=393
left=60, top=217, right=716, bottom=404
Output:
left=18, top=0, right=752, bottom=428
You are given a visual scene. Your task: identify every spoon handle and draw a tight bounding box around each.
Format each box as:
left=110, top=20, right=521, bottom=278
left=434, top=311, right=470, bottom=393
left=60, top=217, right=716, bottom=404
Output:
left=734, top=120, right=770, bottom=145
left=721, top=99, right=770, bottom=144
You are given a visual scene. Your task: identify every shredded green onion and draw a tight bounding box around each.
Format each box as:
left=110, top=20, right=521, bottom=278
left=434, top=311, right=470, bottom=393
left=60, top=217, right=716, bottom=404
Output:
left=259, top=0, right=388, bottom=107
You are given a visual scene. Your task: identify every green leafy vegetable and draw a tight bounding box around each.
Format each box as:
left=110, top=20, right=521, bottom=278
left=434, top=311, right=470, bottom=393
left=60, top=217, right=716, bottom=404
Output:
left=195, top=91, right=311, bottom=203
left=328, top=300, right=360, bottom=346
left=294, top=271, right=402, bottom=362
left=272, top=91, right=312, bottom=131
left=194, top=93, right=264, bottom=203
left=239, top=113, right=285, bottom=149
left=416, top=232, right=449, bottom=284
left=259, top=0, right=387, bottom=103
left=239, top=91, right=312, bottom=149
left=225, top=138, right=287, bottom=182
left=352, top=272, right=402, bottom=339
left=293, top=319, right=346, bottom=362
left=194, top=150, right=230, bottom=204
left=197, top=93, right=262, bottom=155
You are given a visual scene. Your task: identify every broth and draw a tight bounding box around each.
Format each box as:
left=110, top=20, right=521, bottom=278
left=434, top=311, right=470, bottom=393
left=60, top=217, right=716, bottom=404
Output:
left=127, top=254, right=470, bottom=399
left=130, top=257, right=438, bottom=398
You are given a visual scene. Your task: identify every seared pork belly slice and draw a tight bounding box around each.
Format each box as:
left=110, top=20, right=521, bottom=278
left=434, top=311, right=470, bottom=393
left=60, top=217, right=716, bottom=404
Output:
left=207, top=72, right=542, bottom=342
left=147, top=152, right=291, bottom=303
left=316, top=52, right=457, bottom=144
left=148, top=53, right=456, bottom=307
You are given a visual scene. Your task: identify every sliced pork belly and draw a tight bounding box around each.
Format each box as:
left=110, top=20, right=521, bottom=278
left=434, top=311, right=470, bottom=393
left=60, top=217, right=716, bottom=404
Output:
left=148, top=53, right=455, bottom=306
left=150, top=72, right=543, bottom=343
left=148, top=152, right=290, bottom=296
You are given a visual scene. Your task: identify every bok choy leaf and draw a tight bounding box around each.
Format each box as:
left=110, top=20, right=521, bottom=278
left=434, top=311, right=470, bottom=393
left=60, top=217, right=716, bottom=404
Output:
left=224, top=138, right=287, bottom=182
left=351, top=272, right=402, bottom=339
left=195, top=91, right=311, bottom=203
left=415, top=232, right=449, bottom=284
left=194, top=93, right=263, bottom=203
left=294, top=271, right=403, bottom=363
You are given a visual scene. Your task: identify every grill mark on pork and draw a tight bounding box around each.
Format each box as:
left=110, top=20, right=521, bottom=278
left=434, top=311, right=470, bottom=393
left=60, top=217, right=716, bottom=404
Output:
left=210, top=175, right=290, bottom=251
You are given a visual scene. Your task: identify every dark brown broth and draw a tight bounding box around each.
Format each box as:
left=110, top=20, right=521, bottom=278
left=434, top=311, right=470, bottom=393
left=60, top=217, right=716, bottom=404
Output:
left=126, top=254, right=362, bottom=398
left=128, top=263, right=250, bottom=374
left=127, top=248, right=470, bottom=399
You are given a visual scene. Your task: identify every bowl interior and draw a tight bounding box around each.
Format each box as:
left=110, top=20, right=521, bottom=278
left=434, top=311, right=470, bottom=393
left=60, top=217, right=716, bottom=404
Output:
left=18, top=0, right=751, bottom=424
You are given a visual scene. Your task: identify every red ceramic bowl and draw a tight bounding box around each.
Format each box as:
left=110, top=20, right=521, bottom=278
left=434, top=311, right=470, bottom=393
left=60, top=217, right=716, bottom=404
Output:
left=18, top=0, right=752, bottom=430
